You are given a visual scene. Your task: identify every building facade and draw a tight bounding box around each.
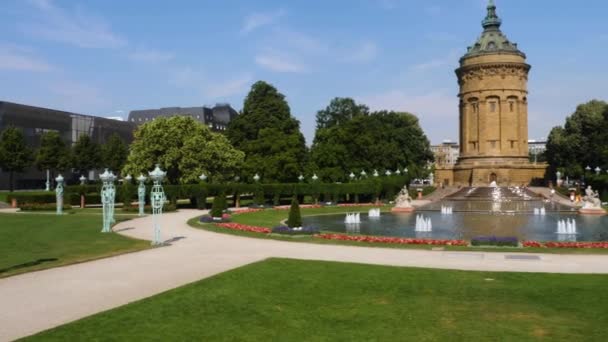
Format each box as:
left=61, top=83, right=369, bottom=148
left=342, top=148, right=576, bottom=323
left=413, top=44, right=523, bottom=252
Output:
left=128, top=104, right=238, bottom=132
left=0, top=101, right=136, bottom=190
left=431, top=141, right=460, bottom=166
left=435, top=1, right=546, bottom=186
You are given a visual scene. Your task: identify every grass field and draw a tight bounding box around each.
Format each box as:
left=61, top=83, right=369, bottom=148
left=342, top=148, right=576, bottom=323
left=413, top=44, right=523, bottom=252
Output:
left=192, top=208, right=608, bottom=254
left=0, top=213, right=149, bottom=277
left=26, top=258, right=608, bottom=341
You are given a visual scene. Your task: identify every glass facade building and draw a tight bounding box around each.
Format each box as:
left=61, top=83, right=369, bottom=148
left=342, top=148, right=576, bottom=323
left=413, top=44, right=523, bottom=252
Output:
left=0, top=101, right=136, bottom=190
left=128, top=103, right=238, bottom=132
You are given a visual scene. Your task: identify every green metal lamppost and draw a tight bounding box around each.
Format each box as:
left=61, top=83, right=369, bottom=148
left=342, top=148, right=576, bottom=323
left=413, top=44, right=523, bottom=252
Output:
left=149, top=164, right=167, bottom=246
left=137, top=174, right=147, bottom=216
left=100, top=169, right=117, bottom=233
left=55, top=174, right=64, bottom=215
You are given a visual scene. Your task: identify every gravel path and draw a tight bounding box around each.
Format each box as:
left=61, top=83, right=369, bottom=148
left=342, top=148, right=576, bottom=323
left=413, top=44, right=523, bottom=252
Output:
left=2, top=209, right=608, bottom=341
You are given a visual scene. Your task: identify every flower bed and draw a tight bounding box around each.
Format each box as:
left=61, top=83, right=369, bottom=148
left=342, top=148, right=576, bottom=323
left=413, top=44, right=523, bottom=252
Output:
left=337, top=203, right=384, bottom=207
left=231, top=208, right=264, bottom=215
left=215, top=222, right=271, bottom=234
left=273, top=204, right=322, bottom=210
left=523, top=241, right=608, bottom=249
left=315, top=233, right=468, bottom=246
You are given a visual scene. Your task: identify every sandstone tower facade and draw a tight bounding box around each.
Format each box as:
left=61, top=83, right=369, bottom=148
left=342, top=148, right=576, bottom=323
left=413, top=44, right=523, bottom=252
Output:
left=436, top=1, right=546, bottom=186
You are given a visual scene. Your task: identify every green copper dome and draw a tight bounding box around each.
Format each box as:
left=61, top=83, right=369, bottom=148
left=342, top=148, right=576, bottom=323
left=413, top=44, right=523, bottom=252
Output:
left=461, top=0, right=524, bottom=60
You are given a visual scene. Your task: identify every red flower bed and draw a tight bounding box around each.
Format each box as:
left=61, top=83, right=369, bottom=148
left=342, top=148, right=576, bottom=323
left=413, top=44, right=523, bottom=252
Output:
left=231, top=208, right=264, bottom=215
left=337, top=203, right=384, bottom=207
left=523, top=241, right=608, bottom=249
left=215, top=223, right=271, bottom=234
left=274, top=204, right=322, bottom=210
left=314, top=233, right=467, bottom=246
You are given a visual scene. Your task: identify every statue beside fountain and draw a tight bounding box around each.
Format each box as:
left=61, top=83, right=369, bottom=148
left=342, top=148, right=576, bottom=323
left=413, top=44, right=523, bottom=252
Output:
left=391, top=186, right=415, bottom=213
left=579, top=186, right=605, bottom=215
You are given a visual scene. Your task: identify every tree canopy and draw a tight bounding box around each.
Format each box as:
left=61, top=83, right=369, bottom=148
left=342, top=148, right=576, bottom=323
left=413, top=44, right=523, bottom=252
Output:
left=545, top=99, right=608, bottom=177
left=35, top=131, right=70, bottom=175
left=315, top=97, right=369, bottom=129
left=72, top=134, right=102, bottom=175
left=101, top=133, right=129, bottom=175
left=123, top=116, right=244, bottom=184
left=0, top=127, right=32, bottom=191
left=226, top=81, right=307, bottom=182
left=310, top=98, right=433, bottom=182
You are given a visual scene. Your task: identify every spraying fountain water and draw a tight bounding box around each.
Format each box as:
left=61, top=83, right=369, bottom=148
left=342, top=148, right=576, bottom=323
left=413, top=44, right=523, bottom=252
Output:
left=533, top=207, right=546, bottom=216
left=556, top=218, right=577, bottom=235
left=344, top=213, right=361, bottom=224
left=368, top=208, right=381, bottom=218
left=415, top=215, right=432, bottom=232
left=441, top=206, right=453, bottom=215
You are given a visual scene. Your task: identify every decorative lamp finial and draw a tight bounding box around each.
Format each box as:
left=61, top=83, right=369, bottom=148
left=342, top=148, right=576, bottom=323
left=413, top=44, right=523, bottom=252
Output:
left=482, top=0, right=502, bottom=30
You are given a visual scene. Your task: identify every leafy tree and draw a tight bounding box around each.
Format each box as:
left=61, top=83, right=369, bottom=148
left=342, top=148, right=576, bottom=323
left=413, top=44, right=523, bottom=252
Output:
left=102, top=133, right=129, bottom=174
left=35, top=131, right=70, bottom=182
left=123, top=116, right=244, bottom=184
left=0, top=127, right=32, bottom=191
left=72, top=134, right=102, bottom=175
left=310, top=99, right=433, bottom=182
left=287, top=196, right=302, bottom=228
left=316, top=97, right=369, bottom=129
left=226, top=81, right=307, bottom=183
left=545, top=100, right=608, bottom=177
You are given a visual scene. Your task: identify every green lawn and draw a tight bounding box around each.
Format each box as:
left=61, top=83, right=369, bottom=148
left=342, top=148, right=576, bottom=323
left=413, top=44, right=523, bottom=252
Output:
left=192, top=208, right=608, bottom=254
left=0, top=213, right=149, bottom=277
left=26, top=258, right=608, bottom=341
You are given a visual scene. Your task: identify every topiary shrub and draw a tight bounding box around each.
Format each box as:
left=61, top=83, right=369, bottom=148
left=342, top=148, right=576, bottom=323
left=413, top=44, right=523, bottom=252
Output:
left=287, top=196, right=302, bottom=228
left=210, top=193, right=225, bottom=218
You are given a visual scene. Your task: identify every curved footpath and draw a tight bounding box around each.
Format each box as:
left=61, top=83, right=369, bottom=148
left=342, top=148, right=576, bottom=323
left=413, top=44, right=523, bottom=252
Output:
left=2, top=209, right=608, bottom=340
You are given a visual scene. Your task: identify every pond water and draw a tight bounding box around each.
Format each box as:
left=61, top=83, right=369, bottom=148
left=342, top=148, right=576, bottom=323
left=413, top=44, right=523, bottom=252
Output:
left=303, top=212, right=608, bottom=242
left=303, top=187, right=608, bottom=242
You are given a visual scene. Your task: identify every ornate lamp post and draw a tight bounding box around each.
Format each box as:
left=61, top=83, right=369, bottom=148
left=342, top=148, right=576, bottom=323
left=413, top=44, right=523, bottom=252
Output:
left=312, top=173, right=318, bottom=182
left=149, top=164, right=167, bottom=246
left=253, top=173, right=260, bottom=182
left=349, top=172, right=355, bottom=181
left=137, top=174, right=147, bottom=216
left=385, top=170, right=392, bottom=176
left=199, top=173, right=207, bottom=182
left=595, top=167, right=601, bottom=175
left=55, top=174, right=64, bottom=215
left=373, top=169, right=379, bottom=177
left=360, top=170, right=367, bottom=178
left=404, top=167, right=408, bottom=174
left=45, top=169, right=50, bottom=191
left=395, top=169, right=401, bottom=176
left=79, top=175, right=86, bottom=185
left=298, top=174, right=304, bottom=182
left=100, top=169, right=117, bottom=233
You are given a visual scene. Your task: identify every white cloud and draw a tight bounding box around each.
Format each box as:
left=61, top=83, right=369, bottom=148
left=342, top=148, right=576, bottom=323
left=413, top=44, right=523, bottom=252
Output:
left=344, top=41, right=378, bottom=63
left=255, top=52, right=306, bottom=73
left=24, top=0, right=126, bottom=49
left=129, top=48, right=174, bottom=63
left=204, top=74, right=253, bottom=99
left=241, top=9, right=286, bottom=34
left=0, top=49, right=54, bottom=72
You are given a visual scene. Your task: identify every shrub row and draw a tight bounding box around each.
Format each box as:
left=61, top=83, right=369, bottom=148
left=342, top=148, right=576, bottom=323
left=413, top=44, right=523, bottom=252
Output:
left=19, top=203, right=73, bottom=211
left=8, top=177, right=434, bottom=208
left=471, top=236, right=519, bottom=247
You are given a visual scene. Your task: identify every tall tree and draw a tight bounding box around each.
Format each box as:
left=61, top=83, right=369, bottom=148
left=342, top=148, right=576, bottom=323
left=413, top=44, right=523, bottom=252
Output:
left=545, top=99, right=608, bottom=177
left=101, top=133, right=129, bottom=175
left=226, top=81, right=307, bottom=182
left=123, top=116, right=244, bottom=184
left=72, top=134, right=102, bottom=175
left=315, top=97, right=369, bottom=129
left=0, top=127, right=32, bottom=191
left=35, top=131, right=70, bottom=181
left=310, top=98, right=433, bottom=182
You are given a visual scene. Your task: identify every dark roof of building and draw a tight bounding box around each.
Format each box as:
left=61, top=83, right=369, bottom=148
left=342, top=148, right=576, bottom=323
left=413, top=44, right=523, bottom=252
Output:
left=0, top=101, right=131, bottom=124
left=127, top=104, right=238, bottom=124
left=461, top=0, right=525, bottom=61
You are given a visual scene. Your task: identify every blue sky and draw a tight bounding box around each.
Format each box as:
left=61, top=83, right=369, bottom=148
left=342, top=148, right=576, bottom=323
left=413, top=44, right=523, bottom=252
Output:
left=1, top=0, right=607, bottom=145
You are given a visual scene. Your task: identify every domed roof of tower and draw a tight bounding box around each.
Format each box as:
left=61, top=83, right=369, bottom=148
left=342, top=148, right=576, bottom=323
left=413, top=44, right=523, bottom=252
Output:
left=461, top=0, right=525, bottom=60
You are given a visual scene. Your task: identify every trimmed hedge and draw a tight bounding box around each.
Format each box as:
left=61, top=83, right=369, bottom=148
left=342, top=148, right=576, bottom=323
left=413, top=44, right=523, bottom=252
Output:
left=19, top=203, right=73, bottom=211
left=471, top=236, right=518, bottom=247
